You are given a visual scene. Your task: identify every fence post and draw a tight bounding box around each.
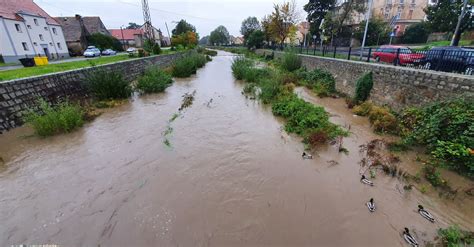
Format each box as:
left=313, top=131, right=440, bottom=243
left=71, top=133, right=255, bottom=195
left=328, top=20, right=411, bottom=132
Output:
left=395, top=48, right=401, bottom=66
left=333, top=46, right=337, bottom=58
left=306, top=45, right=309, bottom=55
left=435, top=50, right=445, bottom=71
left=367, top=48, right=372, bottom=62
left=359, top=47, right=363, bottom=61
left=323, top=46, right=326, bottom=56
left=300, top=43, right=303, bottom=54
left=313, top=45, right=316, bottom=56
left=348, top=47, right=352, bottom=60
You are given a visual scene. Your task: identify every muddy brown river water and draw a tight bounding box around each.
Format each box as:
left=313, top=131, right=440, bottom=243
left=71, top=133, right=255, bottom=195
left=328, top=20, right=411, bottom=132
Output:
left=0, top=51, right=473, bottom=246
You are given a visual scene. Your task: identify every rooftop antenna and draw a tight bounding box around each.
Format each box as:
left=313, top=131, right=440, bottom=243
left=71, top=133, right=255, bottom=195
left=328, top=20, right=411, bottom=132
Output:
left=141, top=0, right=155, bottom=42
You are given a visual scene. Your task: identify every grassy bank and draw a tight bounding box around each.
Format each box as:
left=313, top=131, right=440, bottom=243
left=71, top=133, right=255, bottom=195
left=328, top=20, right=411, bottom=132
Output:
left=0, top=54, right=132, bottom=81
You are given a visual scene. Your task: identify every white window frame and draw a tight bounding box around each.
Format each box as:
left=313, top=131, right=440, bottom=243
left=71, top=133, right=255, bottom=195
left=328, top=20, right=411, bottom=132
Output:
left=57, top=42, right=62, bottom=49
left=15, top=24, right=22, bottom=32
left=34, top=19, right=39, bottom=25
left=22, top=42, right=29, bottom=51
left=52, top=27, right=57, bottom=35
left=39, top=34, right=44, bottom=41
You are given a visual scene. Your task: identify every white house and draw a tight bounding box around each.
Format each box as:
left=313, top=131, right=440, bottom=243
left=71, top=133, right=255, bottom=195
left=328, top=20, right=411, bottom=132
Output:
left=0, top=0, right=69, bottom=64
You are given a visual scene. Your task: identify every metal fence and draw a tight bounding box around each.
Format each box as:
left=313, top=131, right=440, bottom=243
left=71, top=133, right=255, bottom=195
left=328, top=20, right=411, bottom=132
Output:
left=271, top=45, right=474, bottom=76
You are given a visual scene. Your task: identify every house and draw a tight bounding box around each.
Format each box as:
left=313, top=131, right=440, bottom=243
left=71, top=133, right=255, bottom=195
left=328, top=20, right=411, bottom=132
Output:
left=372, top=0, right=429, bottom=36
left=109, top=28, right=144, bottom=48
left=0, top=0, right=69, bottom=63
left=54, top=15, right=111, bottom=55
left=233, top=36, right=244, bottom=45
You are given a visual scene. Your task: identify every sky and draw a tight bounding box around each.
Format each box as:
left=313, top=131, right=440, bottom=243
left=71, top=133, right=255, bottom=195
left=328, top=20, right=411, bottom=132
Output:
left=36, top=0, right=308, bottom=38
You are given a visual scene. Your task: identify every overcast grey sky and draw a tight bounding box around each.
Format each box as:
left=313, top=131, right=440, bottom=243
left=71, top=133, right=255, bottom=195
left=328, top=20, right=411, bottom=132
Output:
left=36, top=0, right=307, bottom=38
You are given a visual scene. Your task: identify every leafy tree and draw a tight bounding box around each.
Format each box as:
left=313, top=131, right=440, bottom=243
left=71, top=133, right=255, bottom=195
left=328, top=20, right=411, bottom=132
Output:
left=171, top=31, right=198, bottom=48
left=87, top=33, right=123, bottom=51
left=199, top=35, right=209, bottom=45
left=261, top=15, right=275, bottom=43
left=209, top=25, right=230, bottom=45
left=246, top=30, right=265, bottom=49
left=304, top=0, right=335, bottom=40
left=240, top=17, right=261, bottom=39
left=143, top=39, right=161, bottom=55
left=354, top=17, right=390, bottom=46
left=268, top=1, right=300, bottom=48
left=402, top=22, right=430, bottom=44
left=172, top=20, right=196, bottom=36
left=127, top=22, right=141, bottom=29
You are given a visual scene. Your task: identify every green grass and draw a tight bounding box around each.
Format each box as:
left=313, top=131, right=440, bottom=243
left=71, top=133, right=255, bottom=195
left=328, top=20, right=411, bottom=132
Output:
left=0, top=55, right=131, bottom=81
left=0, top=62, right=16, bottom=67
left=85, top=69, right=132, bottom=100
left=172, top=52, right=208, bottom=78
left=426, top=40, right=472, bottom=47
left=24, top=99, right=84, bottom=137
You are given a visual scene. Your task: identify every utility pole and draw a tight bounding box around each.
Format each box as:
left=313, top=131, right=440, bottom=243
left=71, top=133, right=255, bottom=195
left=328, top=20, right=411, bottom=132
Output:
left=141, top=0, right=155, bottom=43
left=120, top=25, right=126, bottom=50
left=451, top=0, right=469, bottom=46
left=165, top=22, right=171, bottom=39
left=360, top=0, right=374, bottom=60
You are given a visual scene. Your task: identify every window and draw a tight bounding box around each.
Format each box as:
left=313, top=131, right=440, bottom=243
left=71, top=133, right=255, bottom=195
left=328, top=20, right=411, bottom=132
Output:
left=57, top=42, right=62, bottom=49
left=400, top=0, right=404, bottom=4
left=15, top=24, right=21, bottom=32
left=27, top=25, right=31, bottom=29
left=44, top=27, right=48, bottom=31
left=49, top=42, right=53, bottom=46
left=33, top=42, right=37, bottom=46
left=39, top=34, right=44, bottom=41
left=52, top=27, right=57, bottom=35
left=34, top=19, right=38, bottom=25
left=22, top=42, right=29, bottom=51
left=408, top=10, right=413, bottom=19
left=411, top=0, right=415, bottom=3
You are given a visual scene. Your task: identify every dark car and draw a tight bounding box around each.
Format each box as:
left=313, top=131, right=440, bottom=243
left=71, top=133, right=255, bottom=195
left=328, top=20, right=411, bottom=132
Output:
left=372, top=45, right=425, bottom=65
left=423, top=46, right=474, bottom=75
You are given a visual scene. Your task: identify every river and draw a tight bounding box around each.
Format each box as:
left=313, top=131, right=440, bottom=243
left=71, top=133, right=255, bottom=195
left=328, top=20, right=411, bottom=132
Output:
left=0, top=50, right=472, bottom=246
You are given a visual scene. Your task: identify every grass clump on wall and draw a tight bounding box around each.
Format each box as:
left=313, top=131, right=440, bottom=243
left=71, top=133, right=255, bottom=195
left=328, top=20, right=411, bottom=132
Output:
left=172, top=52, right=208, bottom=78
left=24, top=99, right=84, bottom=137
left=85, top=69, right=132, bottom=100
left=280, top=51, right=302, bottom=72
left=136, top=66, right=173, bottom=93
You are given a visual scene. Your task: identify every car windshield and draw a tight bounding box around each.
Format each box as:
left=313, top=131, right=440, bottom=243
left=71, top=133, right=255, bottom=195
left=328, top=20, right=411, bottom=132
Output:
left=85, top=49, right=94, bottom=52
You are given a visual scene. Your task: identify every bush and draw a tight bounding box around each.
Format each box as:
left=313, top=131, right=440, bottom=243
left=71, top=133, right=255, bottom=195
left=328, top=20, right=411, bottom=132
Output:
left=231, top=56, right=254, bottom=80
left=243, top=82, right=257, bottom=95
left=259, top=79, right=282, bottom=104
left=402, top=22, right=429, bottom=44
left=85, top=69, right=132, bottom=100
left=281, top=51, right=302, bottom=72
left=136, top=66, right=173, bottom=93
left=401, top=98, right=474, bottom=176
left=352, top=101, right=373, bottom=116
left=424, top=163, right=444, bottom=186
left=438, top=225, right=474, bottom=247
left=24, top=99, right=84, bottom=136
left=172, top=52, right=208, bottom=77
left=354, top=72, right=373, bottom=103
left=352, top=102, right=398, bottom=133
left=204, top=49, right=218, bottom=56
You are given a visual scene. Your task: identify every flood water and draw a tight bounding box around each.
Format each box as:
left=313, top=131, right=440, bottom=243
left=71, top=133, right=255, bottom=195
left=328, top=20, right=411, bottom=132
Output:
left=0, top=51, right=472, bottom=246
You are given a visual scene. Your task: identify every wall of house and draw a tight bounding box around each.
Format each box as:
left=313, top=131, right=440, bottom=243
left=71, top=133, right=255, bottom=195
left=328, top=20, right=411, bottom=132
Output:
left=0, top=52, right=189, bottom=133
left=0, top=15, right=68, bottom=64
left=257, top=50, right=474, bottom=110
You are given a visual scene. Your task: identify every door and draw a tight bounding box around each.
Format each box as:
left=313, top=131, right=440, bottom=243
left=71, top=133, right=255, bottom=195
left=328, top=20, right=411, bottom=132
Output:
left=41, top=44, right=51, bottom=59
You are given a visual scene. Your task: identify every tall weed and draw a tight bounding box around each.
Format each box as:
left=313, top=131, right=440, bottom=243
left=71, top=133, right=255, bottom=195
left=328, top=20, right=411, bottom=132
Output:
left=137, top=66, right=173, bottom=93
left=85, top=69, right=131, bottom=100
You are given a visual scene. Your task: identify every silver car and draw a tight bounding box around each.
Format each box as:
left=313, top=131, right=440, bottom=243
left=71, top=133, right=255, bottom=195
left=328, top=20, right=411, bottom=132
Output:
left=102, top=49, right=117, bottom=56
left=84, top=47, right=101, bottom=57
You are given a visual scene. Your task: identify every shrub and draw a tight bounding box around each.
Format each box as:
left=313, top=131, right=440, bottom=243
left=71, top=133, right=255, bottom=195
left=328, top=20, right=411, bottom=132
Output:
left=353, top=101, right=374, bottom=116
left=401, top=98, right=474, bottom=176
left=259, top=79, right=282, bottom=104
left=172, top=52, right=208, bottom=77
left=243, top=83, right=257, bottom=95
left=204, top=49, right=218, bottom=56
left=85, top=69, right=132, bottom=100
left=438, top=225, right=474, bottom=247
left=354, top=72, right=373, bottom=103
left=281, top=51, right=302, bottom=72
left=423, top=163, right=444, bottom=187
left=136, top=67, right=173, bottom=93
left=231, top=56, right=254, bottom=80
left=24, top=99, right=84, bottom=136
left=353, top=102, right=398, bottom=133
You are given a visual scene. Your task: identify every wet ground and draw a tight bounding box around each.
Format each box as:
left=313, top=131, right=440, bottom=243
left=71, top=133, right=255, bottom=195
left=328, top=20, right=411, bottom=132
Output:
left=0, top=51, right=472, bottom=246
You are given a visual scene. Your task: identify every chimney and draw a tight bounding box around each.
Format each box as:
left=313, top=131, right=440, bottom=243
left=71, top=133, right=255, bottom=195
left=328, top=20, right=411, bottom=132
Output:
left=75, top=14, right=81, bottom=20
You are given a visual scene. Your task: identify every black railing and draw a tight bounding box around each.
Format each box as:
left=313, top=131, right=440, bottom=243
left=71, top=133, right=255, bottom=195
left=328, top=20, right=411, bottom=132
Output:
left=272, top=44, right=474, bottom=76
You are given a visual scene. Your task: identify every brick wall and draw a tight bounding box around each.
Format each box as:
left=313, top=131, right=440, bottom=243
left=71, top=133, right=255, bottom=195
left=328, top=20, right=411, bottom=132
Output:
left=257, top=50, right=474, bottom=110
left=0, top=52, right=187, bottom=133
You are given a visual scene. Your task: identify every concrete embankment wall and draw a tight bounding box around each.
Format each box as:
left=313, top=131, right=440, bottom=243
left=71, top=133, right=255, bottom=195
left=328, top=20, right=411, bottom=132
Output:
left=256, top=49, right=474, bottom=110
left=0, top=52, right=187, bottom=133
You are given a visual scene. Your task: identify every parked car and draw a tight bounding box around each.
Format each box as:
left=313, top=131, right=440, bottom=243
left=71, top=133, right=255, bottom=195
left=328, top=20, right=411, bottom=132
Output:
left=101, top=49, right=117, bottom=56
left=126, top=47, right=137, bottom=54
left=373, top=45, right=425, bottom=65
left=422, top=46, right=474, bottom=75
left=84, top=46, right=101, bottom=57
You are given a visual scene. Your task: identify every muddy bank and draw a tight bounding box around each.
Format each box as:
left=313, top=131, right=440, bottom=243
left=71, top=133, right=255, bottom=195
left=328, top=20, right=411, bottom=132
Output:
left=0, top=51, right=472, bottom=246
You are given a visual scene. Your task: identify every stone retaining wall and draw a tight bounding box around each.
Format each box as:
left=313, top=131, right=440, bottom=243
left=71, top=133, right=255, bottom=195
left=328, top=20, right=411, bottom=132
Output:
left=257, top=50, right=474, bottom=110
left=0, top=52, right=187, bottom=133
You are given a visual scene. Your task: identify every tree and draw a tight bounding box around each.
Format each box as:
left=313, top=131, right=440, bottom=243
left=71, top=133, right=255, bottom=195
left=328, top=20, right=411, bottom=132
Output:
left=127, top=22, right=141, bottom=29
left=268, top=1, right=300, bottom=48
left=240, top=17, right=261, bottom=39
left=172, top=20, right=196, bottom=36
left=247, top=30, right=265, bottom=49
left=354, top=17, right=390, bottom=46
left=199, top=35, right=209, bottom=45
left=87, top=33, right=123, bottom=51
left=402, top=22, right=430, bottom=44
left=261, top=15, right=274, bottom=43
left=209, top=25, right=230, bottom=45
left=304, top=0, right=335, bottom=40
left=171, top=31, right=198, bottom=48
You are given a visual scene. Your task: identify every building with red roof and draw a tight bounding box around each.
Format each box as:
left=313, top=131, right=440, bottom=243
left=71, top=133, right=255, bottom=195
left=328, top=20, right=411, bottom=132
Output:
left=109, top=28, right=144, bottom=48
left=0, top=0, right=69, bottom=63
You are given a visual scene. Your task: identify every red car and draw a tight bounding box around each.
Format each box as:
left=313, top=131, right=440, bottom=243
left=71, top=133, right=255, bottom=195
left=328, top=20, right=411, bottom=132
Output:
left=372, top=45, right=425, bottom=65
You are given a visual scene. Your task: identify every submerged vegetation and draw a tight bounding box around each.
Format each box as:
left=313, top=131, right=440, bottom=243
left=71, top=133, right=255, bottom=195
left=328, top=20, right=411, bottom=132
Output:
left=85, top=69, right=132, bottom=100
left=231, top=51, right=347, bottom=148
left=172, top=52, right=208, bottom=77
left=24, top=99, right=84, bottom=136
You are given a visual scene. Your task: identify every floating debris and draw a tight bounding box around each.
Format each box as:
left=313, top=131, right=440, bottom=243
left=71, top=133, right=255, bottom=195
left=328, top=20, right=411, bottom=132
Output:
left=179, top=90, right=196, bottom=111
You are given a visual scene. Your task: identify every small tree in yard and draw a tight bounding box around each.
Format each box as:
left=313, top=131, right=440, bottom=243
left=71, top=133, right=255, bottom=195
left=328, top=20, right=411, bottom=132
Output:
left=209, top=25, right=230, bottom=45
left=246, top=30, right=265, bottom=49
left=241, top=17, right=261, bottom=40
left=402, top=22, right=430, bottom=44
